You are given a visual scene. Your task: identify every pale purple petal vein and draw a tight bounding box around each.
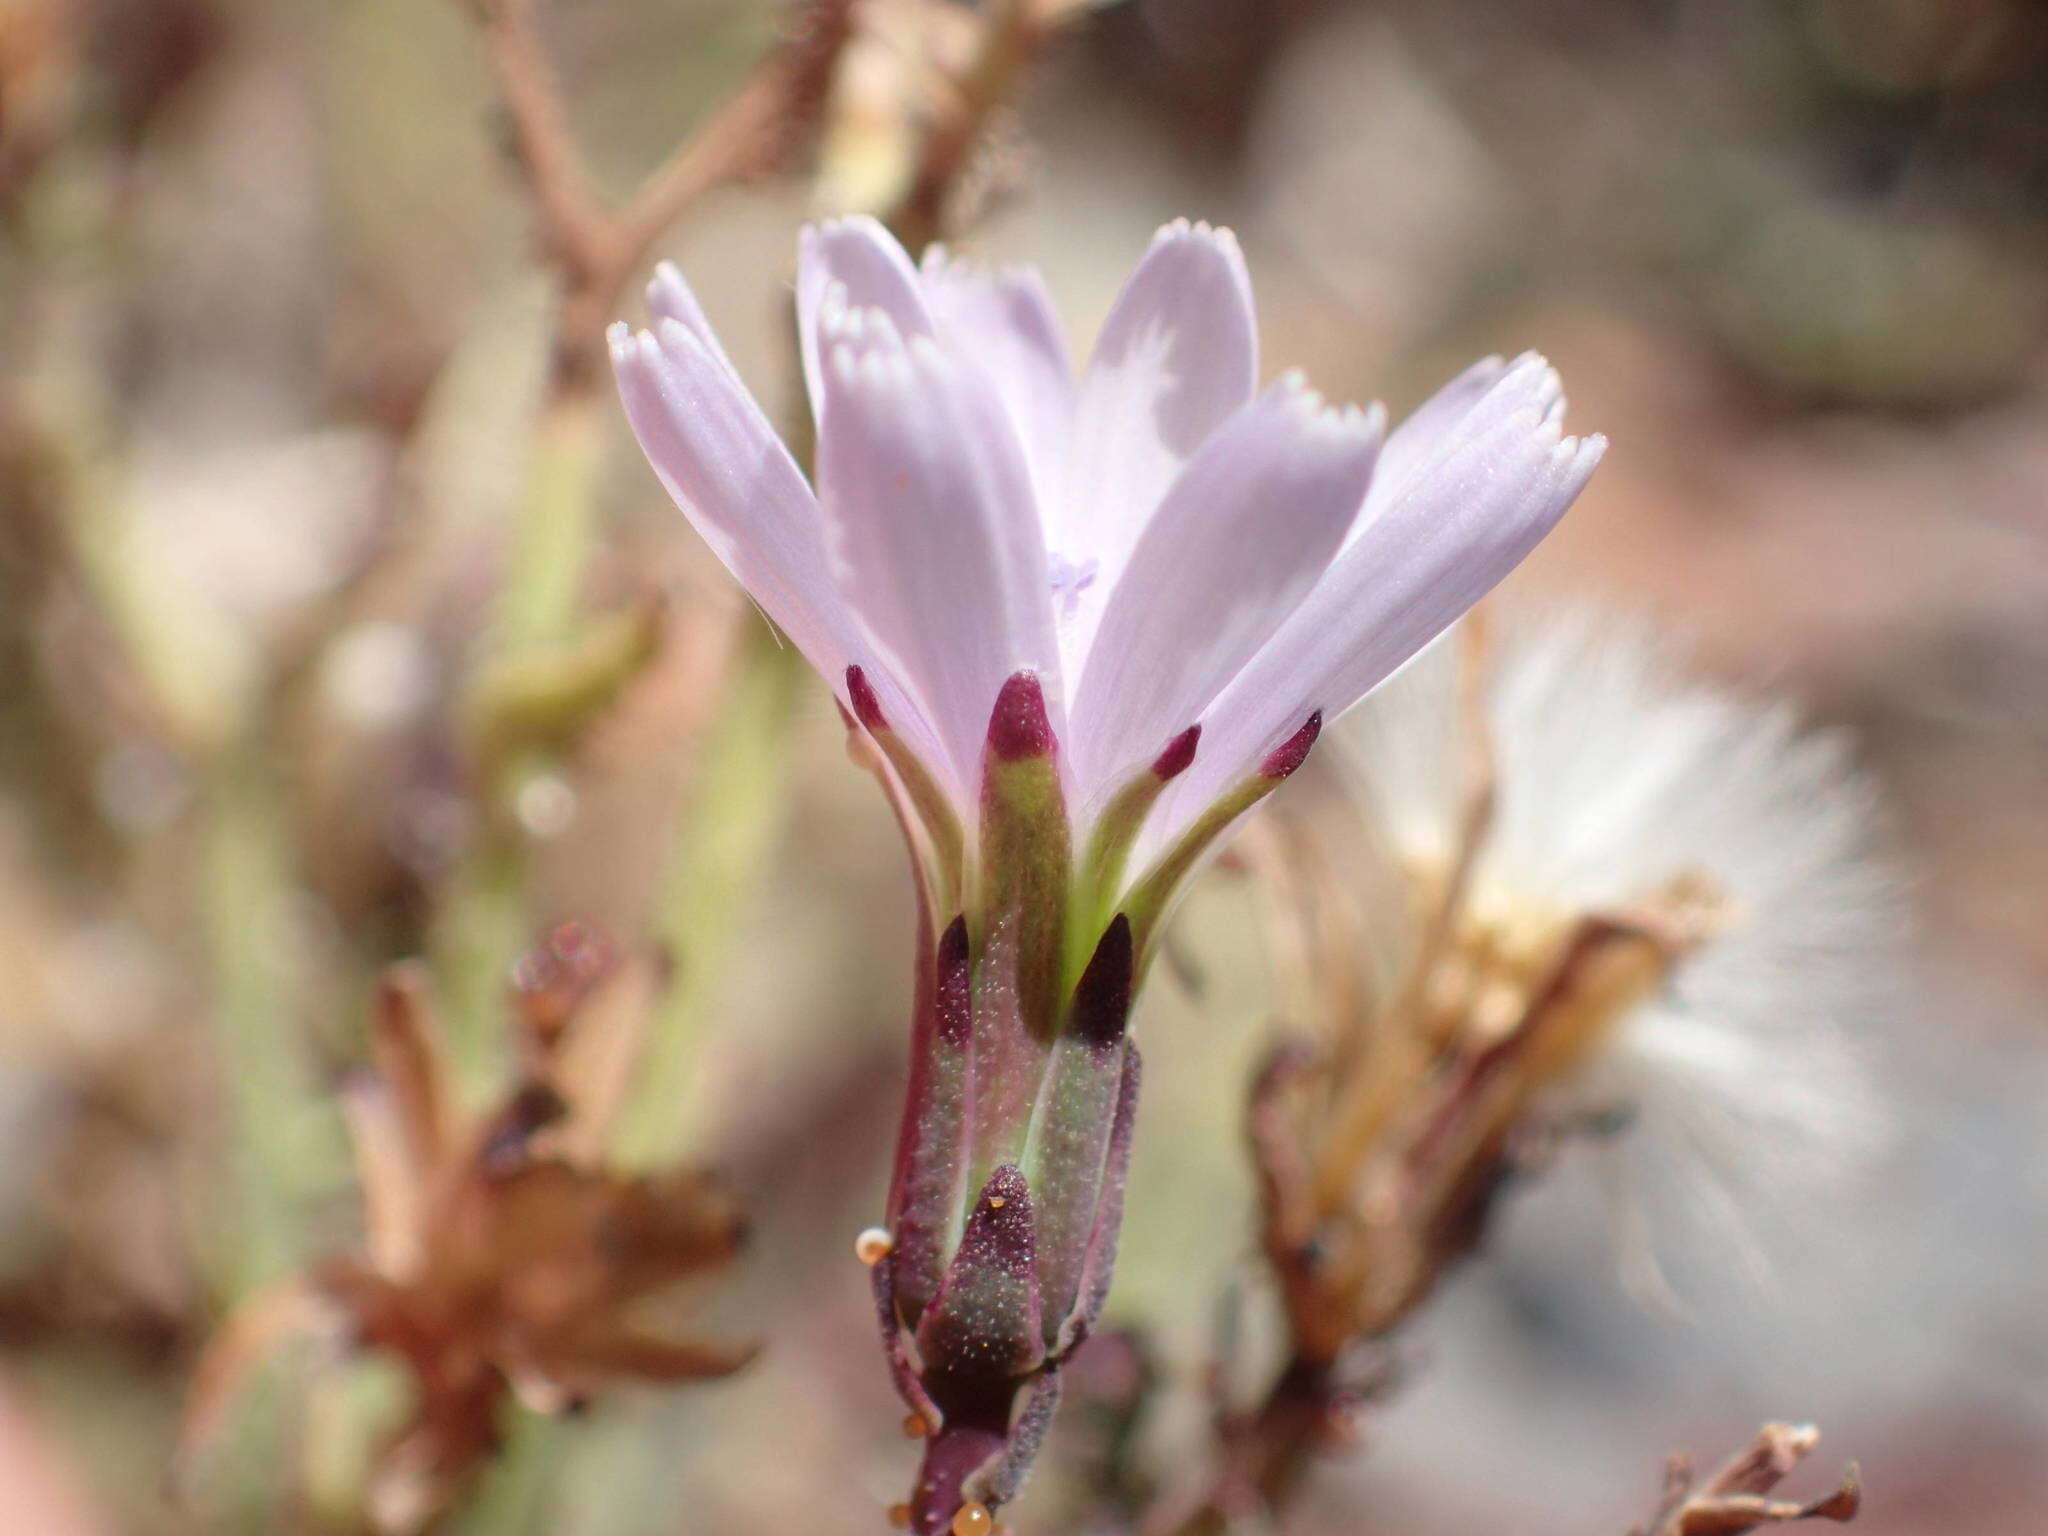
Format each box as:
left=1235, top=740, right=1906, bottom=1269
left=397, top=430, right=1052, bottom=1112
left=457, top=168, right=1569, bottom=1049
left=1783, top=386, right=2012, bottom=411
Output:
left=1055, top=220, right=1260, bottom=675
left=1068, top=374, right=1382, bottom=800
left=815, top=308, right=1063, bottom=791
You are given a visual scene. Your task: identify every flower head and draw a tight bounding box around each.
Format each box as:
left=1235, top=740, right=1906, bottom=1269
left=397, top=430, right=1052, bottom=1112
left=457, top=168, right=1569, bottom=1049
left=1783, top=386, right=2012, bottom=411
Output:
left=611, top=217, right=1602, bottom=1531
left=612, top=217, right=1602, bottom=941
left=1334, top=609, right=1894, bottom=1286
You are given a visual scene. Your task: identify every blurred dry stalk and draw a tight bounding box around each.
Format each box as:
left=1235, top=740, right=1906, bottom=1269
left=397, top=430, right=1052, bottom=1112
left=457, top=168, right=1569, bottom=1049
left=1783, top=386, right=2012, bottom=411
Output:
left=1154, top=618, right=1733, bottom=1532
left=0, top=0, right=343, bottom=1297
left=462, top=0, right=853, bottom=392
left=179, top=924, right=753, bottom=1534
left=1630, top=1423, right=1859, bottom=1536
left=433, top=0, right=857, bottom=1072
left=813, top=0, right=1104, bottom=244
left=0, top=0, right=75, bottom=210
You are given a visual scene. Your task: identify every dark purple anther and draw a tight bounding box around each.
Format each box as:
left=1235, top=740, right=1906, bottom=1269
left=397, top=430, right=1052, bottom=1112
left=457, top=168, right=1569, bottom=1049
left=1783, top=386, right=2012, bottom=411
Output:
left=846, top=663, right=889, bottom=733
left=1259, top=709, right=1322, bottom=780
left=1150, top=723, right=1201, bottom=781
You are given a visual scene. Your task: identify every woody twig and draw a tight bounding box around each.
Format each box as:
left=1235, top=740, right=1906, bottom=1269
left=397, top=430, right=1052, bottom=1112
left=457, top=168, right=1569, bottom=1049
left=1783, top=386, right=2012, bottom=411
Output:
left=466, top=0, right=854, bottom=389
left=1634, top=1424, right=1860, bottom=1536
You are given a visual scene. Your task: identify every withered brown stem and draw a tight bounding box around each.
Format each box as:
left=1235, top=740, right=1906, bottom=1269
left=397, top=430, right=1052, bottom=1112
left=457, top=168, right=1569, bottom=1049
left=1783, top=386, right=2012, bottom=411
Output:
left=1636, top=1424, right=1861, bottom=1536
left=466, top=0, right=854, bottom=390
left=885, top=0, right=1052, bottom=252
left=1147, top=1357, right=1332, bottom=1536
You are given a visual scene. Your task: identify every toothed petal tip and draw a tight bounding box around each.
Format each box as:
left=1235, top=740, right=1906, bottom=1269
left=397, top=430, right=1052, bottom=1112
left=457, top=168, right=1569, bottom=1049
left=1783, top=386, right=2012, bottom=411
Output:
left=645, top=261, right=686, bottom=307
left=1309, top=397, right=1381, bottom=448
left=1152, top=216, right=1241, bottom=252
left=921, top=246, right=1040, bottom=289
left=1265, top=374, right=1383, bottom=450
left=829, top=332, right=915, bottom=389
left=919, top=243, right=964, bottom=277
left=820, top=296, right=907, bottom=352
left=1484, top=353, right=1563, bottom=408
left=803, top=213, right=906, bottom=263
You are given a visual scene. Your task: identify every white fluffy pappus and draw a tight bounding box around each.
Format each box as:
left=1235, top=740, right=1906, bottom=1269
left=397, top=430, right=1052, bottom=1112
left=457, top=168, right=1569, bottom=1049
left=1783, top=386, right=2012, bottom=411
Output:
left=1334, top=608, right=1901, bottom=1296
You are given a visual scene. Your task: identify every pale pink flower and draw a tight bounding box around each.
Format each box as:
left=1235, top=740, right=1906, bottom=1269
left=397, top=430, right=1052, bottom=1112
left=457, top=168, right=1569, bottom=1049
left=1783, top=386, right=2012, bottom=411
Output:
left=610, top=217, right=1603, bottom=907
left=610, top=215, right=1602, bottom=1532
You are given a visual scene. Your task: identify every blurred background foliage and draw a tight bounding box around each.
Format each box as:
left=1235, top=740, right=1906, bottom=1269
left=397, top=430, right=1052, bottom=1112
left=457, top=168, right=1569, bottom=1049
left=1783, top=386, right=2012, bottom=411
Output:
left=0, top=0, right=2046, bottom=1531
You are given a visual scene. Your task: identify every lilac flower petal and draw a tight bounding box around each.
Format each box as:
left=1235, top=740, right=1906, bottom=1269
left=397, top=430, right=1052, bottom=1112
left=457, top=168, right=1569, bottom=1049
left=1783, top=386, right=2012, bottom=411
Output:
left=798, top=217, right=937, bottom=438
left=816, top=308, right=1062, bottom=790
left=1055, top=220, right=1259, bottom=671
left=1151, top=357, right=1605, bottom=854
left=919, top=248, right=1075, bottom=515
left=1348, top=352, right=1514, bottom=535
left=644, top=261, right=743, bottom=381
left=1068, top=376, right=1382, bottom=798
left=609, top=318, right=949, bottom=783
left=612, top=321, right=837, bottom=667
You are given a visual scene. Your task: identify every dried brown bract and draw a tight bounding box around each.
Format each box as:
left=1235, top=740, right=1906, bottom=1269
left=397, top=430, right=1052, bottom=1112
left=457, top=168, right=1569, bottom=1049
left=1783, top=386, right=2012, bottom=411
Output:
left=177, top=924, right=753, bottom=1534
left=1633, top=1423, right=1861, bottom=1536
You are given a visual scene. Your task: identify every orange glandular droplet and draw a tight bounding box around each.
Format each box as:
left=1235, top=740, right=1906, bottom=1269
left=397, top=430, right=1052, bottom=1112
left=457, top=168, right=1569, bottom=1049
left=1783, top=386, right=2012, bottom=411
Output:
left=951, top=1504, right=993, bottom=1536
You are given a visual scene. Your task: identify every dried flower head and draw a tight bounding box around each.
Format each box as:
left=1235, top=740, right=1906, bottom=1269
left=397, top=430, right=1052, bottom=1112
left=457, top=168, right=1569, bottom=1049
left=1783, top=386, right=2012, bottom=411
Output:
left=178, top=927, right=753, bottom=1534
left=1245, top=609, right=1895, bottom=1371
left=1182, top=612, right=1893, bottom=1524
left=1356, top=612, right=1891, bottom=1261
